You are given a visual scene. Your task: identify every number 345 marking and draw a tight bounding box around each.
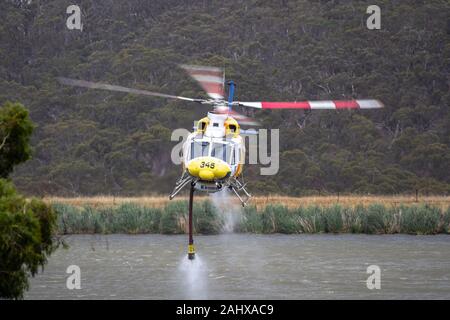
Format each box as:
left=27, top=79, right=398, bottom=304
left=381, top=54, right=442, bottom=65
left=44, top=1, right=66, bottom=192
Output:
left=200, top=161, right=215, bottom=169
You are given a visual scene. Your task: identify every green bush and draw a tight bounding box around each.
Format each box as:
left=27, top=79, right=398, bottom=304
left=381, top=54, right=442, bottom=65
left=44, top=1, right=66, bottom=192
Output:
left=270, top=205, right=298, bottom=234
left=322, top=205, right=344, bottom=233
left=0, top=179, right=58, bottom=299
left=293, top=206, right=325, bottom=233
left=238, top=205, right=263, bottom=233
left=261, top=205, right=276, bottom=233
left=54, top=203, right=95, bottom=234
left=362, top=204, right=389, bottom=234
left=50, top=201, right=449, bottom=235
left=54, top=203, right=79, bottom=234
left=95, top=207, right=112, bottom=233
left=140, top=206, right=162, bottom=233
left=443, top=207, right=450, bottom=234
left=194, top=200, right=223, bottom=234
left=160, top=201, right=186, bottom=234
left=400, top=205, right=441, bottom=235
left=114, top=203, right=161, bottom=233
left=341, top=205, right=363, bottom=233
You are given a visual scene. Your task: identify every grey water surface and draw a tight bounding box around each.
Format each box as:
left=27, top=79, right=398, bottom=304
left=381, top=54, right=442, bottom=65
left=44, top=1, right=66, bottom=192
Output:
left=25, top=234, right=450, bottom=299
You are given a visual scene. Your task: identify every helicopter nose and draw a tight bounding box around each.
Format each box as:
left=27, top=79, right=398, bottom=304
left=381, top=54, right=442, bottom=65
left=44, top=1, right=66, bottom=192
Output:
left=187, top=157, right=230, bottom=181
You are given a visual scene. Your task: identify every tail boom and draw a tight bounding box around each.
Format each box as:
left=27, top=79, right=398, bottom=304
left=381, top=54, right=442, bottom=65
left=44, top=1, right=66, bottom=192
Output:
left=239, top=99, right=383, bottom=110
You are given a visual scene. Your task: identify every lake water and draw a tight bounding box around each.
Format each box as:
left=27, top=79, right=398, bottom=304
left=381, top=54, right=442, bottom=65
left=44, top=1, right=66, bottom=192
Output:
left=25, top=234, right=450, bottom=299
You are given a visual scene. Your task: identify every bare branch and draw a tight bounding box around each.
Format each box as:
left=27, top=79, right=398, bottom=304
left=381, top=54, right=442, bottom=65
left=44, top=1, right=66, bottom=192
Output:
left=0, top=132, right=10, bottom=151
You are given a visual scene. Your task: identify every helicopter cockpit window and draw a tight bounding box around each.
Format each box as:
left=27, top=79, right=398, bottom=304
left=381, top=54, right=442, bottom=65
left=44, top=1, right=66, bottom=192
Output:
left=190, top=141, right=210, bottom=159
left=211, top=142, right=232, bottom=163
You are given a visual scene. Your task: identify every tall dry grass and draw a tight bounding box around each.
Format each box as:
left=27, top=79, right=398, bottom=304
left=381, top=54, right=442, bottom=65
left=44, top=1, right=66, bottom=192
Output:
left=44, top=195, right=450, bottom=210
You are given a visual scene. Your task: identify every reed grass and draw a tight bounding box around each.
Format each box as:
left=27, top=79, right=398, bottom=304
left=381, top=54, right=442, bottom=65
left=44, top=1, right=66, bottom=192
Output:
left=51, top=199, right=450, bottom=235
left=236, top=205, right=263, bottom=233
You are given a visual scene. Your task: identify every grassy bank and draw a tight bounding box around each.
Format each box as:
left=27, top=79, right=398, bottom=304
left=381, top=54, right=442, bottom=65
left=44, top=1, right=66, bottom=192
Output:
left=52, top=199, right=450, bottom=235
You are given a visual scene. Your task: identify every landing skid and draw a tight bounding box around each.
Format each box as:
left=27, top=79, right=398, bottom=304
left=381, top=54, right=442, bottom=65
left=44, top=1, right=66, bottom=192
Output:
left=228, top=178, right=252, bottom=207
left=169, top=172, right=195, bottom=200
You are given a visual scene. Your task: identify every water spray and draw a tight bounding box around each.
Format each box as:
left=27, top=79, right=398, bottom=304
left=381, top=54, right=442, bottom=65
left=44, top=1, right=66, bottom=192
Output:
left=211, top=189, right=243, bottom=233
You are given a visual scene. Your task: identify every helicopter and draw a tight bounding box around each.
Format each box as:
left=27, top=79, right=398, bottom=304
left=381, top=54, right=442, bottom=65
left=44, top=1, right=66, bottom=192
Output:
left=58, top=64, right=383, bottom=259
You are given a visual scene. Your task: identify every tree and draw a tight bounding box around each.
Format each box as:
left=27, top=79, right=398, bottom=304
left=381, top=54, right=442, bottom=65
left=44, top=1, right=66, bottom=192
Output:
left=2, top=0, right=449, bottom=195
left=0, top=179, right=57, bottom=299
left=0, top=101, right=58, bottom=299
left=0, top=102, right=34, bottom=178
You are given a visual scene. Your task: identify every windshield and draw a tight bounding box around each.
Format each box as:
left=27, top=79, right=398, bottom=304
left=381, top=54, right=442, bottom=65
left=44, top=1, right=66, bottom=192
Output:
left=211, top=142, right=232, bottom=163
left=190, top=141, right=210, bottom=159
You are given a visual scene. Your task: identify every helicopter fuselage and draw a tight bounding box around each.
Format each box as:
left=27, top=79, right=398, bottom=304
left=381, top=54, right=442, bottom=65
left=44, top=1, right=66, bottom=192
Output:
left=181, top=111, right=244, bottom=193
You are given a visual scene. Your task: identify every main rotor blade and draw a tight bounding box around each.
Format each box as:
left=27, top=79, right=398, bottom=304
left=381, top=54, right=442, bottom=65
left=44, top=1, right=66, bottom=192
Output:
left=180, top=64, right=225, bottom=100
left=214, top=106, right=260, bottom=126
left=57, top=77, right=202, bottom=102
left=238, top=99, right=384, bottom=109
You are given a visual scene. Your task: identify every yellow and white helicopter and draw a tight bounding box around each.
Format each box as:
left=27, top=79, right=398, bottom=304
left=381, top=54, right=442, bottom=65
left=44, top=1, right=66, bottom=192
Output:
left=58, top=64, right=383, bottom=259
